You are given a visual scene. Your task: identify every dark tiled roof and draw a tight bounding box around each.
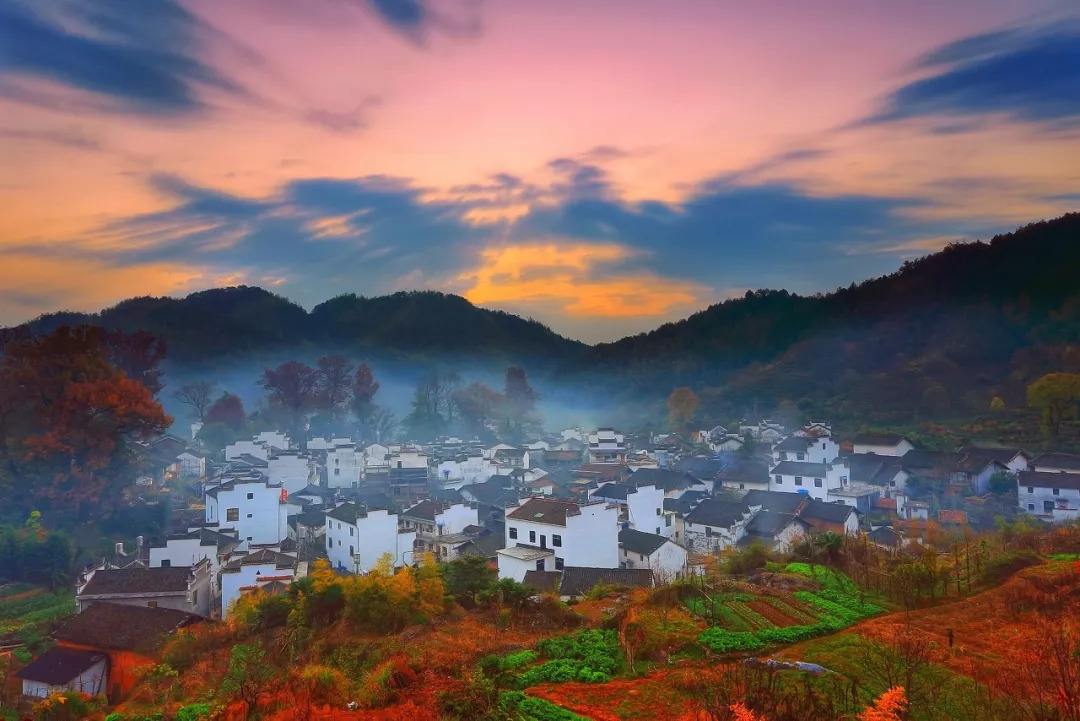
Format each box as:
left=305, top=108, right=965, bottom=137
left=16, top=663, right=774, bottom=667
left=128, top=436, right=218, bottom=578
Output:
left=770, top=461, right=828, bottom=477
left=742, top=490, right=807, bottom=514
left=558, top=566, right=653, bottom=597
left=676, top=457, right=724, bottom=480
left=774, top=436, right=812, bottom=452
left=901, top=449, right=958, bottom=473
left=845, top=454, right=903, bottom=486
left=1033, top=452, right=1080, bottom=471
left=222, top=548, right=296, bottom=572
left=54, top=602, right=201, bottom=652
left=593, top=482, right=634, bottom=501
left=801, top=500, right=857, bottom=525
left=461, top=479, right=523, bottom=508
left=628, top=468, right=697, bottom=492
left=521, top=570, right=562, bottom=593
left=684, top=498, right=750, bottom=528
left=744, top=511, right=803, bottom=539
left=618, top=527, right=668, bottom=556
left=402, top=499, right=451, bottom=522
left=80, top=566, right=194, bottom=596
left=868, top=525, right=904, bottom=548
left=16, top=647, right=105, bottom=684
left=456, top=532, right=503, bottom=559
left=852, top=433, right=908, bottom=446
left=288, top=509, right=327, bottom=529
left=715, top=459, right=770, bottom=484
left=506, top=498, right=580, bottom=526
left=1018, top=470, right=1080, bottom=491
left=326, top=502, right=367, bottom=524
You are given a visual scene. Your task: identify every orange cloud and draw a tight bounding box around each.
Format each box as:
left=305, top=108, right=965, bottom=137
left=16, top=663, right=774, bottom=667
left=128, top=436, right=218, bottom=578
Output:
left=462, top=242, right=708, bottom=318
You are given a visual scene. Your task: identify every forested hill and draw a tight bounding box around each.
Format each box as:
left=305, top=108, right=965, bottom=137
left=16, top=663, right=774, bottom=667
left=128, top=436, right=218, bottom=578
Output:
left=0, top=289, right=587, bottom=365
left=568, top=213, right=1080, bottom=421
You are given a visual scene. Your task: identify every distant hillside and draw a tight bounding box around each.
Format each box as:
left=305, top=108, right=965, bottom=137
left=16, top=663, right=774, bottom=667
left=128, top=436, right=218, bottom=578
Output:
left=0, top=288, right=586, bottom=365
left=2, top=214, right=1077, bottom=427
left=569, top=213, right=1080, bottom=423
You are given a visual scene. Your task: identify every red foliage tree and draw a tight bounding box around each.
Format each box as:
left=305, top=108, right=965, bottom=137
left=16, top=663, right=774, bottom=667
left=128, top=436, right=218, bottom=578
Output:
left=206, top=393, right=247, bottom=429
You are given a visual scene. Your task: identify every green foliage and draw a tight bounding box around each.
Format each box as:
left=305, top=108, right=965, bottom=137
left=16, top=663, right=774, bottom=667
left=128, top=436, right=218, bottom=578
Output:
left=219, top=644, right=274, bottom=706
left=0, top=522, right=75, bottom=588
left=698, top=565, right=883, bottom=654
left=441, top=555, right=498, bottom=603
left=501, top=691, right=590, bottom=720
left=175, top=704, right=213, bottom=721
left=517, top=630, right=621, bottom=687
left=438, top=670, right=512, bottom=721
left=477, top=577, right=533, bottom=609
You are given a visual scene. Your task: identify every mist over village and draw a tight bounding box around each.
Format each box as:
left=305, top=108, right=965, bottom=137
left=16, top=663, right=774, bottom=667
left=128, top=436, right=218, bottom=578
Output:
left=0, top=1, right=1078, bottom=720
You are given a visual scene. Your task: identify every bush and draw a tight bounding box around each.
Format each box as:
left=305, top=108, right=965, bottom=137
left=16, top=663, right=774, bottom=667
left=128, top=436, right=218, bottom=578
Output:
left=175, top=704, right=212, bottom=721
left=501, top=691, right=590, bottom=720
left=517, top=629, right=622, bottom=687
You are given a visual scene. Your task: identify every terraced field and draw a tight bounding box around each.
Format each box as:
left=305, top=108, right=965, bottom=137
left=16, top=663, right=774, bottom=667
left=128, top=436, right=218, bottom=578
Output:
left=0, top=582, right=75, bottom=654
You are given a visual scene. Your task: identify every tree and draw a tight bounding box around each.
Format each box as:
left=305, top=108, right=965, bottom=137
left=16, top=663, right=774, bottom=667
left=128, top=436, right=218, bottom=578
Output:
left=173, top=381, right=215, bottom=421
left=102, top=329, right=167, bottom=396
left=667, top=387, right=699, bottom=432
left=368, top=407, right=397, bottom=443
left=859, top=687, right=908, bottom=721
left=502, top=366, right=538, bottom=439
left=453, top=382, right=502, bottom=435
left=1027, top=372, right=1080, bottom=438
left=351, top=362, right=381, bottom=436
left=206, top=393, right=246, bottom=429
left=404, top=371, right=447, bottom=440
left=0, top=326, right=171, bottom=518
left=260, top=361, right=318, bottom=435
left=219, top=644, right=274, bottom=710
left=315, top=355, right=353, bottom=419
left=441, top=555, right=497, bottom=603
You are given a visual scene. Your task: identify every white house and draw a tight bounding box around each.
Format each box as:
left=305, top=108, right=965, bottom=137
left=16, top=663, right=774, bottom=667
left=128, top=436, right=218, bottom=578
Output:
left=225, top=439, right=269, bottom=462
left=435, top=453, right=497, bottom=489
left=399, top=500, right=480, bottom=558
left=739, top=511, right=809, bottom=552
left=177, top=451, right=206, bottom=480
left=17, top=648, right=107, bottom=699
left=148, top=528, right=240, bottom=596
left=682, top=498, right=754, bottom=552
left=589, top=482, right=668, bottom=537
left=254, top=431, right=290, bottom=450
left=772, top=435, right=840, bottom=464
left=76, top=562, right=212, bottom=616
left=325, top=502, right=416, bottom=572
left=205, top=477, right=290, bottom=545
left=388, top=447, right=429, bottom=470
left=364, top=443, right=391, bottom=473
left=618, top=527, right=687, bottom=581
left=1017, top=470, right=1080, bottom=522
left=219, top=548, right=299, bottom=615
left=268, top=452, right=314, bottom=493
left=498, top=497, right=620, bottom=581
left=769, top=460, right=850, bottom=502
left=851, top=433, right=915, bottom=457
left=327, top=444, right=364, bottom=488
left=587, top=428, right=627, bottom=464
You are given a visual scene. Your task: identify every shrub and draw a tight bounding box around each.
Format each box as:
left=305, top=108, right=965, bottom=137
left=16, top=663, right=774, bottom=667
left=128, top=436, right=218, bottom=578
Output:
left=518, top=629, right=622, bottom=686
left=175, top=704, right=212, bottom=721
left=501, top=691, right=590, bottom=720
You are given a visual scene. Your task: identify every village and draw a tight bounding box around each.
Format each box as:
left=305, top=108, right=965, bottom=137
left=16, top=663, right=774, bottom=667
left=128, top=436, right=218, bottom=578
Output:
left=12, top=415, right=1079, bottom=706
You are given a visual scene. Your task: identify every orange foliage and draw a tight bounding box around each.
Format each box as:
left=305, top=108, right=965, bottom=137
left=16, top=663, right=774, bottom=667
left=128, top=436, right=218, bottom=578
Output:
left=859, top=687, right=908, bottom=721
left=730, top=702, right=768, bottom=721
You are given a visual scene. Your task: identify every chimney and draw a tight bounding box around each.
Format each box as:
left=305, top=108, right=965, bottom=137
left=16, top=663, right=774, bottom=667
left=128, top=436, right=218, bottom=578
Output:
left=136, top=535, right=144, bottom=550
left=114, top=541, right=124, bottom=557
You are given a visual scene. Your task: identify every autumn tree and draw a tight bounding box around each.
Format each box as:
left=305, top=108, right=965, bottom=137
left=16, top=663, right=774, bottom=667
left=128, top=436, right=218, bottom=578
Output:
left=452, top=382, right=502, bottom=436
left=502, top=366, right=538, bottom=440
left=205, top=392, right=246, bottom=429
left=315, top=355, right=353, bottom=418
left=0, top=326, right=170, bottom=518
left=1027, top=372, right=1080, bottom=438
left=667, top=386, right=699, bottom=432
left=859, top=687, right=908, bottom=721
left=261, top=360, right=318, bottom=436
left=173, top=381, right=215, bottom=421
left=404, top=370, right=448, bottom=440
left=103, top=329, right=167, bottom=395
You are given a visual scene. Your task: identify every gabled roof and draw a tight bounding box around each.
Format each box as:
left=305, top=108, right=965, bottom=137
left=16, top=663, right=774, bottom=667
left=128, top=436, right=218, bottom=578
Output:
left=54, top=602, right=201, bottom=652
left=628, top=468, right=698, bottom=492
left=80, top=566, right=194, bottom=596
left=460, top=479, right=524, bottom=508
left=1033, top=452, right=1080, bottom=472
left=558, top=566, right=653, bottom=597
left=868, top=525, right=903, bottom=548
left=800, top=499, right=857, bottom=525
left=16, top=647, right=105, bottom=684
left=506, top=498, right=581, bottom=526
left=845, top=454, right=904, bottom=486
left=402, top=499, right=452, bottom=522
left=770, top=461, right=828, bottom=477
left=521, top=570, right=562, bottom=594
left=497, top=544, right=554, bottom=561
left=684, top=498, right=750, bottom=528
left=852, top=433, right=908, bottom=446
left=326, top=501, right=367, bottom=524
left=715, top=459, right=770, bottom=484
left=593, top=482, right=634, bottom=501
left=744, top=511, right=805, bottom=540
left=618, top=527, right=670, bottom=556
left=1017, top=470, right=1080, bottom=491
left=901, top=449, right=958, bottom=473
left=288, top=509, right=327, bottom=530
left=676, top=457, right=724, bottom=480
left=774, top=436, right=813, bottom=452
left=741, top=490, right=808, bottom=514
left=222, top=548, right=296, bottom=572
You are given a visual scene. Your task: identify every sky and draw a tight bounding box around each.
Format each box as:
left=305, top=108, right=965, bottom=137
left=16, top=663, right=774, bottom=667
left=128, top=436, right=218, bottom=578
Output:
left=0, top=1, right=1078, bottom=342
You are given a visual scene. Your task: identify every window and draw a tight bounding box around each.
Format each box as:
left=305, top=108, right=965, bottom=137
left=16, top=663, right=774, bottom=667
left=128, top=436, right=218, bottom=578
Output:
left=160, top=559, right=171, bottom=568
left=552, top=534, right=562, bottom=547
left=795, top=476, right=803, bottom=486
left=529, top=530, right=536, bottom=543
left=1028, top=486, right=1034, bottom=494
left=554, top=557, right=564, bottom=570
left=814, top=478, right=823, bottom=488
left=192, top=590, right=198, bottom=606
left=349, top=545, right=354, bottom=556
left=226, top=508, right=239, bottom=522
left=1053, top=488, right=1060, bottom=495
left=705, top=526, right=713, bottom=537
left=822, top=442, right=826, bottom=449
left=350, top=527, right=354, bottom=536
left=334, top=468, right=340, bottom=476
left=774, top=475, right=782, bottom=484
left=1044, top=501, right=1055, bottom=513
left=656, top=527, right=661, bottom=535
left=797, top=453, right=805, bottom=461
left=1027, top=503, right=1035, bottom=511
left=656, top=507, right=662, bottom=515
left=509, top=527, right=518, bottom=539
left=535, top=559, right=545, bottom=571
left=327, top=537, right=332, bottom=548
left=665, top=516, right=672, bottom=527
left=739, top=483, right=745, bottom=490
left=246, top=492, right=254, bottom=500
left=147, top=601, right=158, bottom=608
